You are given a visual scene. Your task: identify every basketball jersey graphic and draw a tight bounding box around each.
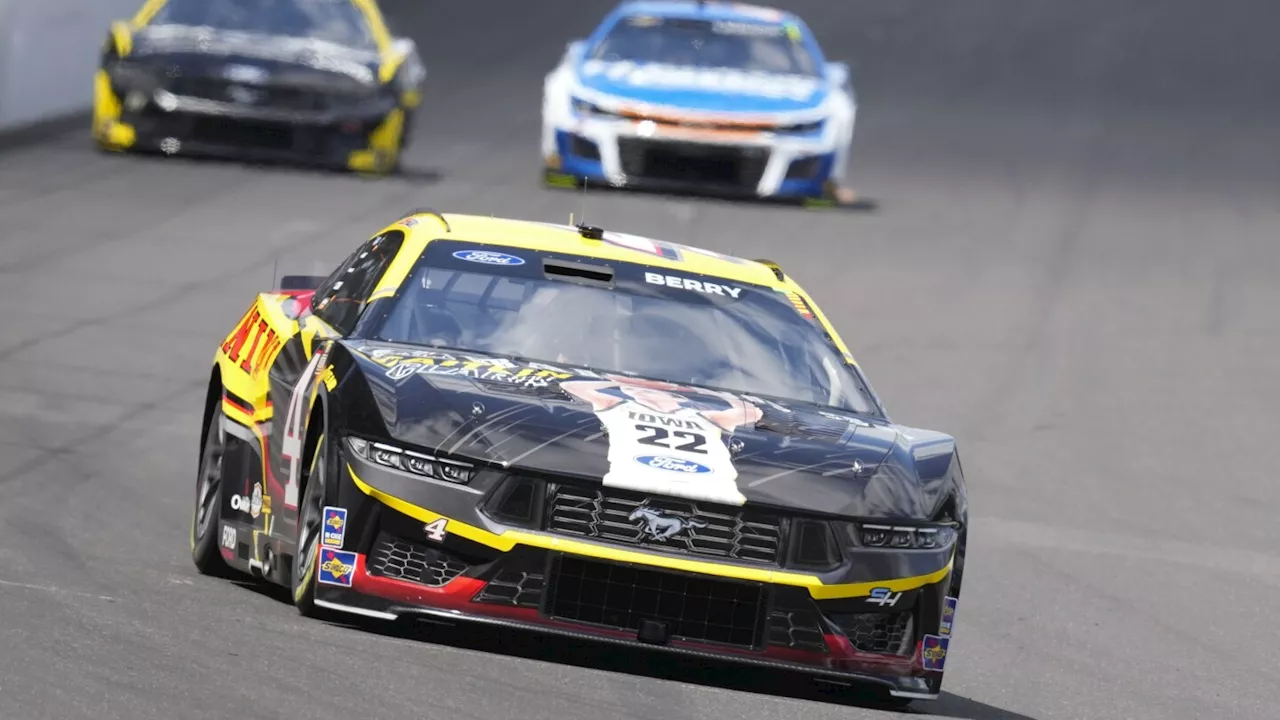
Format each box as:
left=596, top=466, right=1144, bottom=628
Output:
left=595, top=402, right=747, bottom=506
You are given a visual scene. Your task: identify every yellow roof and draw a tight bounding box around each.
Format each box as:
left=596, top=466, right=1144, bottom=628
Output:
left=400, top=212, right=786, bottom=288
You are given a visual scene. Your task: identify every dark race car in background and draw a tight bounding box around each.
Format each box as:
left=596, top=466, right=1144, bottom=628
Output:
left=93, top=0, right=425, bottom=174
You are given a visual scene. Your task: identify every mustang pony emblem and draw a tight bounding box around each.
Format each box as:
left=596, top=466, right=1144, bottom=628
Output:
left=629, top=505, right=707, bottom=541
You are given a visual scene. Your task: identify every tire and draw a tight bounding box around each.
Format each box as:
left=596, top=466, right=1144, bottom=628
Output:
left=191, top=398, right=230, bottom=575
left=291, top=432, right=330, bottom=618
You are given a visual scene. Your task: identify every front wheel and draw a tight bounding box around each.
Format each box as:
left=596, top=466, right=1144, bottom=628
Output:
left=191, top=398, right=230, bottom=575
left=291, top=433, right=330, bottom=618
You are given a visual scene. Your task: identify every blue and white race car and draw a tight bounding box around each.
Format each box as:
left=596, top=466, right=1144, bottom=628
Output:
left=541, top=1, right=857, bottom=203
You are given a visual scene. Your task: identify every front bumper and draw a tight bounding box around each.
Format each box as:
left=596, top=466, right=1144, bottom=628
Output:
left=94, top=70, right=403, bottom=171
left=544, top=116, right=839, bottom=199
left=314, top=455, right=958, bottom=700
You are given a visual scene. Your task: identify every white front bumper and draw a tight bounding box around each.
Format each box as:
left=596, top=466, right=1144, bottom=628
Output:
left=546, top=115, right=844, bottom=197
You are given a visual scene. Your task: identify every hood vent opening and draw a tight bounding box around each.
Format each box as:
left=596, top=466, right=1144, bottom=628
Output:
left=543, top=259, right=614, bottom=288
left=788, top=519, right=840, bottom=570
left=483, top=477, right=543, bottom=528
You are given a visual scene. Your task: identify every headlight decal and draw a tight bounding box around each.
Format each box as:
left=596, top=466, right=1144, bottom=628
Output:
left=347, top=436, right=475, bottom=484
left=857, top=523, right=957, bottom=550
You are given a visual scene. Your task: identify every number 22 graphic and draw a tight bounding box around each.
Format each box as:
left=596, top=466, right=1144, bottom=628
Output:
left=635, top=424, right=707, bottom=454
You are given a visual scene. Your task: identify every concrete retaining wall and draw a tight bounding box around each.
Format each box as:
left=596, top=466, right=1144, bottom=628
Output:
left=0, top=0, right=142, bottom=132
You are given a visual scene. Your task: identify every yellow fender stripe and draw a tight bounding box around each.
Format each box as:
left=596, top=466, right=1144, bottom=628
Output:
left=348, top=465, right=951, bottom=600
left=109, top=22, right=133, bottom=56
left=132, top=0, right=168, bottom=28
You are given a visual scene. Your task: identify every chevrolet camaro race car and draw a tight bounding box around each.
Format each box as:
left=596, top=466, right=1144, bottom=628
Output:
left=190, top=211, right=967, bottom=705
left=542, top=1, right=858, bottom=204
left=93, top=0, right=425, bottom=174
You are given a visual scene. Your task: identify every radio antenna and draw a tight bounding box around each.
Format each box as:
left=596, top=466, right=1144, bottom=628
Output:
left=579, top=178, right=589, bottom=226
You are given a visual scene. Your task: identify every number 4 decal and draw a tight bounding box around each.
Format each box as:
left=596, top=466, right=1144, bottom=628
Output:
left=282, top=345, right=330, bottom=509
left=423, top=518, right=448, bottom=542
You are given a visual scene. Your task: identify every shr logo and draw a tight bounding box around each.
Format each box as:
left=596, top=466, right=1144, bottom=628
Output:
left=866, top=587, right=902, bottom=607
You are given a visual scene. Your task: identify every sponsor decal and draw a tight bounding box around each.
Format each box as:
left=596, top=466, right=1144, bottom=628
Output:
left=423, top=518, right=448, bottom=542
left=629, top=505, right=707, bottom=541
left=221, top=304, right=284, bottom=378
left=634, top=455, right=712, bottom=474
left=580, top=60, right=821, bottom=102
left=921, top=634, right=949, bottom=672
left=390, top=360, right=572, bottom=386
left=222, top=64, right=268, bottom=84
left=362, top=349, right=584, bottom=386
left=452, top=249, right=525, bottom=266
left=228, top=490, right=263, bottom=519
left=940, top=596, right=957, bottom=635
left=221, top=524, right=237, bottom=551
left=710, top=20, right=785, bottom=37
left=866, top=587, right=902, bottom=607
left=561, top=376, right=761, bottom=505
left=227, top=85, right=262, bottom=105
left=644, top=272, right=742, bottom=298
left=322, top=507, right=347, bottom=548
left=317, top=548, right=357, bottom=587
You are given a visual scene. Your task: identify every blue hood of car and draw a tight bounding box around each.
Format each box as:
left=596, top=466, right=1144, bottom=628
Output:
left=575, top=58, right=829, bottom=114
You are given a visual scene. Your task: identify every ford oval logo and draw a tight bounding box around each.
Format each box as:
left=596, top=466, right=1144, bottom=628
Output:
left=452, top=250, right=525, bottom=266
left=634, top=455, right=712, bottom=474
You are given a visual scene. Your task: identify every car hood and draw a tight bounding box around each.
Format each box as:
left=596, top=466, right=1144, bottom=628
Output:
left=131, top=24, right=380, bottom=85
left=573, top=57, right=829, bottom=114
left=345, top=342, right=938, bottom=519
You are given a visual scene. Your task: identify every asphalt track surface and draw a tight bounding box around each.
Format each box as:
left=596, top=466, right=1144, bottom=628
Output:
left=1, top=1, right=1278, bottom=718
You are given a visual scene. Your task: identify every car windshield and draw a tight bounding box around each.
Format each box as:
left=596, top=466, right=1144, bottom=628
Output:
left=153, top=0, right=376, bottom=49
left=589, top=15, right=818, bottom=76
left=371, top=243, right=878, bottom=415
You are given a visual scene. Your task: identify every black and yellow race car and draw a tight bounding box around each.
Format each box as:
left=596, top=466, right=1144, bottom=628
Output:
left=93, top=0, right=424, bottom=174
left=190, top=210, right=969, bottom=706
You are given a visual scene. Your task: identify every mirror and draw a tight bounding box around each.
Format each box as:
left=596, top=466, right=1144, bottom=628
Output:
left=391, top=37, right=417, bottom=56
left=827, top=61, right=851, bottom=87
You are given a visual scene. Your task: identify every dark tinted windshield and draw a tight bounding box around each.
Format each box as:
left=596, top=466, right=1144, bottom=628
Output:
left=372, top=243, right=878, bottom=414
left=590, top=15, right=818, bottom=76
left=153, top=0, right=376, bottom=49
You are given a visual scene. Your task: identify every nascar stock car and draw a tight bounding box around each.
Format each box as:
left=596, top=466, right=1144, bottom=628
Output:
left=190, top=211, right=968, bottom=704
left=93, top=0, right=425, bottom=174
left=542, top=1, right=859, bottom=205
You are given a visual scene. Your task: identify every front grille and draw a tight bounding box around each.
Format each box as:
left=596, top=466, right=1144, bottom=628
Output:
left=547, top=556, right=766, bottom=648
left=617, top=138, right=768, bottom=190
left=185, top=115, right=297, bottom=150
left=766, top=588, right=828, bottom=652
left=366, top=533, right=469, bottom=587
left=767, top=608, right=828, bottom=652
left=547, top=485, right=782, bottom=565
left=168, top=76, right=329, bottom=112
left=568, top=134, right=601, bottom=160
left=473, top=568, right=545, bottom=608
left=785, top=155, right=824, bottom=180
left=829, top=612, right=914, bottom=655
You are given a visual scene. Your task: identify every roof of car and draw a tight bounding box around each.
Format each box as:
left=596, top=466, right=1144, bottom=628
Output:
left=611, top=1, right=795, bottom=24
left=395, top=211, right=787, bottom=288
